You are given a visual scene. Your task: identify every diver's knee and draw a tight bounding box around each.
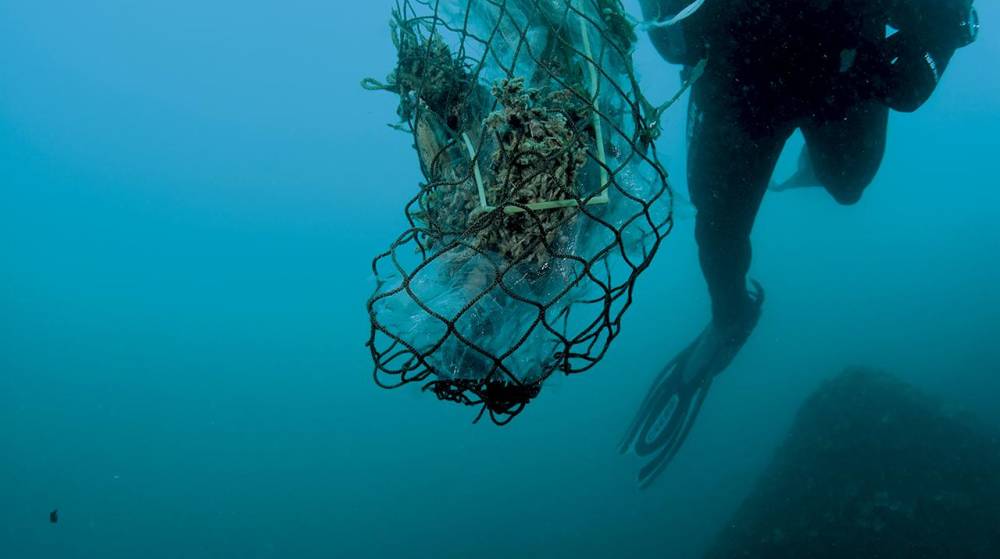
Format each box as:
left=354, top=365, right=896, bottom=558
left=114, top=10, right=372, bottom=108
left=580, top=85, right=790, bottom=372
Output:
left=829, top=186, right=865, bottom=206
left=817, top=170, right=874, bottom=206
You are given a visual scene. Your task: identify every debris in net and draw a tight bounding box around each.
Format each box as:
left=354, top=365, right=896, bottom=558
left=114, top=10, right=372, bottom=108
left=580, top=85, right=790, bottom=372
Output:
left=364, top=0, right=674, bottom=423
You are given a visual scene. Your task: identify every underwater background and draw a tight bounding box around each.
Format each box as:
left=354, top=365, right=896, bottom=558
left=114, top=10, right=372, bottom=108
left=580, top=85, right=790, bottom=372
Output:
left=2, top=1, right=998, bottom=558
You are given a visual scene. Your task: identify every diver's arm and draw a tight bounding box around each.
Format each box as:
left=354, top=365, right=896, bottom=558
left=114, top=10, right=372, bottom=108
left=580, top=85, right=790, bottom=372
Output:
left=878, top=0, right=979, bottom=112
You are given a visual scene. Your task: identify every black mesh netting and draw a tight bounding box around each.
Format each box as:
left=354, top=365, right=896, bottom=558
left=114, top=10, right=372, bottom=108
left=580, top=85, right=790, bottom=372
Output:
left=364, top=0, right=681, bottom=424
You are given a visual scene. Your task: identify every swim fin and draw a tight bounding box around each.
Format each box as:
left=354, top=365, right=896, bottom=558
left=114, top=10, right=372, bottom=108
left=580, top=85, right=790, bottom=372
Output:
left=620, top=282, right=764, bottom=488
left=769, top=147, right=817, bottom=192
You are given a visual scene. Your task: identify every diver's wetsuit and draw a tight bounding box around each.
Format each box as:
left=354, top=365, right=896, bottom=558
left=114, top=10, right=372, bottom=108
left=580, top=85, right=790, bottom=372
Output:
left=643, top=0, right=978, bottom=328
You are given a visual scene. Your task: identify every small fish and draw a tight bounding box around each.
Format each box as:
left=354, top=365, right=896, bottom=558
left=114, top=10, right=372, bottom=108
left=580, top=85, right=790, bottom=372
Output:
left=49, top=509, right=58, bottom=524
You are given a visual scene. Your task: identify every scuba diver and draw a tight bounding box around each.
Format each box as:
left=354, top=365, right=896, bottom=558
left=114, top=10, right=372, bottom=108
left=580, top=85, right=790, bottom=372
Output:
left=621, top=0, right=980, bottom=486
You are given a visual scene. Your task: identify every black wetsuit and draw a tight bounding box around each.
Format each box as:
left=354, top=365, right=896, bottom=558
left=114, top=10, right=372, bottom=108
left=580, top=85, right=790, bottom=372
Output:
left=643, top=0, right=977, bottom=327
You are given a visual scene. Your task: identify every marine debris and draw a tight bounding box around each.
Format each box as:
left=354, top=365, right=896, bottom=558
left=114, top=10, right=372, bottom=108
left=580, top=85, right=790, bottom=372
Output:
left=365, top=0, right=672, bottom=423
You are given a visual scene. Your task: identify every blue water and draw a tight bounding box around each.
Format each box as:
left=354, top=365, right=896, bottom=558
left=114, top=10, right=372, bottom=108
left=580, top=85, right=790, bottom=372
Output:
left=2, top=2, right=998, bottom=558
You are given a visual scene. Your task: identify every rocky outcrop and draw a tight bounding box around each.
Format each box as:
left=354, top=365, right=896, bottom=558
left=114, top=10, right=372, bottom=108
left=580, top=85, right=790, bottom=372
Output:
left=705, top=368, right=1000, bottom=559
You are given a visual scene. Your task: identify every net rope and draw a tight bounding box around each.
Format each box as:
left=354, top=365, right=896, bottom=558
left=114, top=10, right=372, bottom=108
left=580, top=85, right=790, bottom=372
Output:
left=365, top=0, right=680, bottom=424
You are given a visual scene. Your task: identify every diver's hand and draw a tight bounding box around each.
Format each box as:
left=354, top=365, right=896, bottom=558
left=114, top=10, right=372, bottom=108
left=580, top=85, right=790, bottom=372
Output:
left=875, top=31, right=958, bottom=113
left=915, top=0, right=979, bottom=52
left=870, top=1, right=977, bottom=112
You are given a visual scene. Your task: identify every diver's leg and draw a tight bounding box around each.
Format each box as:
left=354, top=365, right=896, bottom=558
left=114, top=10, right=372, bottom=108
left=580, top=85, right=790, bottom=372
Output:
left=622, top=87, right=785, bottom=483
left=801, top=100, right=889, bottom=205
left=621, top=93, right=785, bottom=482
left=687, top=88, right=789, bottom=329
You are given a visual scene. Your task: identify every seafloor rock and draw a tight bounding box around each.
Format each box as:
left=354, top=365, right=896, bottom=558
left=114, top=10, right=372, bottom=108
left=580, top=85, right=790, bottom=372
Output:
left=704, top=367, right=1000, bottom=559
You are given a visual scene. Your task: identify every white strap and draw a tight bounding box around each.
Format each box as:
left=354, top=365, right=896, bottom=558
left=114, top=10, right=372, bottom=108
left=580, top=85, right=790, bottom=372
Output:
left=640, top=0, right=707, bottom=30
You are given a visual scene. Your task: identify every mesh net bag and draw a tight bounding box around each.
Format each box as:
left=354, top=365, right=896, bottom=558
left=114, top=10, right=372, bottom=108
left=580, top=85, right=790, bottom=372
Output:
left=364, top=0, right=678, bottom=424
